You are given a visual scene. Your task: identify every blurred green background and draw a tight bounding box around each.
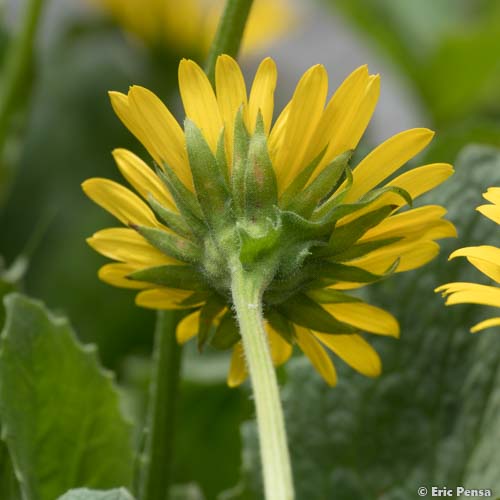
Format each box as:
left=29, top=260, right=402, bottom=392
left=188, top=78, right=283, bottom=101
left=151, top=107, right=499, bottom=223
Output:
left=1, top=0, right=500, bottom=498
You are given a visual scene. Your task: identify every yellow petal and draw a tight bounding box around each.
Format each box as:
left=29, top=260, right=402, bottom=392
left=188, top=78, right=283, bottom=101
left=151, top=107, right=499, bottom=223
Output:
left=477, top=204, right=500, bottom=225
left=87, top=228, right=177, bottom=266
left=273, top=65, right=329, bottom=192
left=215, top=54, right=248, bottom=164
left=314, top=332, right=382, bottom=377
left=342, top=128, right=435, bottom=203
left=302, top=65, right=369, bottom=167
left=450, top=245, right=500, bottom=283
left=227, top=342, right=248, bottom=387
left=482, top=187, right=500, bottom=206
left=179, top=59, right=223, bottom=152
left=295, top=326, right=337, bottom=386
left=470, top=317, right=500, bottom=333
left=98, top=263, right=151, bottom=289
left=127, top=86, right=191, bottom=187
left=435, top=282, right=500, bottom=308
left=109, top=91, right=157, bottom=161
left=319, top=73, right=380, bottom=172
left=323, top=302, right=399, bottom=337
left=248, top=57, right=277, bottom=134
left=360, top=206, right=456, bottom=242
left=82, top=178, right=160, bottom=227
left=334, top=240, right=440, bottom=289
left=136, top=288, right=200, bottom=309
left=112, top=148, right=176, bottom=210
left=176, top=310, right=200, bottom=344
left=266, top=324, right=293, bottom=366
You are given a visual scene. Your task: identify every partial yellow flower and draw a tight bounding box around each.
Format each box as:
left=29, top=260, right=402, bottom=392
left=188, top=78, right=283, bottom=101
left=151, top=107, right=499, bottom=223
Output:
left=91, top=0, right=292, bottom=55
left=83, top=55, right=455, bottom=387
left=436, top=188, right=500, bottom=333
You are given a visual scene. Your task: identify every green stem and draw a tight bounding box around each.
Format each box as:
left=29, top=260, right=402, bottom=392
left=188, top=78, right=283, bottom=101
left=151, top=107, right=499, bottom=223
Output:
left=140, top=311, right=183, bottom=500
left=0, top=0, right=44, bottom=150
left=204, top=0, right=254, bottom=85
left=230, top=260, right=294, bottom=500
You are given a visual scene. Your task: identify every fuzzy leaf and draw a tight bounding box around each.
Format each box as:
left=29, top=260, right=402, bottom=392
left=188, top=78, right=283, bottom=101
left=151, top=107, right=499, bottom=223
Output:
left=0, top=294, right=133, bottom=500
left=328, top=205, right=396, bottom=253
left=243, top=115, right=278, bottom=218
left=128, top=265, right=207, bottom=291
left=286, top=151, right=352, bottom=218
left=147, top=195, right=193, bottom=239
left=133, top=225, right=200, bottom=263
left=277, top=294, right=356, bottom=334
left=238, top=217, right=282, bottom=264
left=265, top=309, right=295, bottom=343
left=328, top=237, right=402, bottom=262
left=185, top=119, right=230, bottom=228
left=211, top=312, right=240, bottom=350
left=197, top=295, right=226, bottom=352
left=157, top=166, right=206, bottom=236
left=305, top=288, right=362, bottom=304
left=309, top=261, right=386, bottom=285
left=231, top=109, right=250, bottom=217
left=279, top=147, right=327, bottom=209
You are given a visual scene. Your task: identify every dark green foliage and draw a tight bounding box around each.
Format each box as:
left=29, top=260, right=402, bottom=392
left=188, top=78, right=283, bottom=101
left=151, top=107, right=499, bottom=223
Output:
left=129, top=265, right=207, bottom=291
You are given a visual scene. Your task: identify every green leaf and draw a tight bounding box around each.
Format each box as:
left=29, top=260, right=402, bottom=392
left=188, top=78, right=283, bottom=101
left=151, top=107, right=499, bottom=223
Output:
left=265, top=309, right=295, bottom=343
left=231, top=109, right=250, bottom=218
left=279, top=147, right=327, bottom=209
left=243, top=114, right=277, bottom=219
left=328, top=205, right=395, bottom=253
left=211, top=311, right=240, bottom=350
left=133, top=225, right=200, bottom=264
left=128, top=265, right=207, bottom=291
left=326, top=236, right=401, bottom=262
left=185, top=119, right=230, bottom=228
left=309, top=261, right=386, bottom=285
left=197, top=295, right=226, bottom=351
left=285, top=151, right=351, bottom=218
left=305, top=288, right=362, bottom=304
left=146, top=195, right=194, bottom=239
left=156, top=166, right=206, bottom=236
left=57, top=488, right=135, bottom=500
left=0, top=294, right=134, bottom=500
left=237, top=216, right=282, bottom=264
left=226, top=145, right=500, bottom=499
left=276, top=294, right=356, bottom=334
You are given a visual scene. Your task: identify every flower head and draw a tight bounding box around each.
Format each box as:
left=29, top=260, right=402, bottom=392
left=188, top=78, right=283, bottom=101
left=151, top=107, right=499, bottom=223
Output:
left=436, top=188, right=500, bottom=333
left=83, top=55, right=456, bottom=386
left=91, top=0, right=292, bottom=55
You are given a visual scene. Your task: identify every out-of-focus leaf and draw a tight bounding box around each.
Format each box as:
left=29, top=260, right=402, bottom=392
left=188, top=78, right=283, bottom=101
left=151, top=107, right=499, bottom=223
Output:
left=57, top=488, right=135, bottom=500
left=0, top=294, right=134, bottom=500
left=224, top=145, right=500, bottom=499
left=422, top=20, right=500, bottom=123
left=0, top=439, right=21, bottom=500
left=170, top=483, right=205, bottom=500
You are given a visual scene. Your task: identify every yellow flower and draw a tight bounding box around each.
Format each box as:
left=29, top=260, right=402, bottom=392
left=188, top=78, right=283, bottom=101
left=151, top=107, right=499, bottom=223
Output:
left=91, top=0, right=292, bottom=55
left=83, top=55, right=456, bottom=387
left=436, top=187, right=500, bottom=333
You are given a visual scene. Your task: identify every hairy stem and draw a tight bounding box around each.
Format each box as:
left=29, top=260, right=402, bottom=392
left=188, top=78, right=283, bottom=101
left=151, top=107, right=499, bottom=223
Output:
left=140, top=311, right=183, bottom=500
left=205, top=0, right=254, bottom=85
left=230, top=260, right=294, bottom=500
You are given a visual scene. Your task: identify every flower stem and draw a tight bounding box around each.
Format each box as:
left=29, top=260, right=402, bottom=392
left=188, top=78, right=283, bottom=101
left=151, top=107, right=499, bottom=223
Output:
left=0, top=0, right=45, bottom=203
left=230, top=260, right=294, bottom=500
left=140, top=311, right=183, bottom=500
left=205, top=0, right=254, bottom=85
